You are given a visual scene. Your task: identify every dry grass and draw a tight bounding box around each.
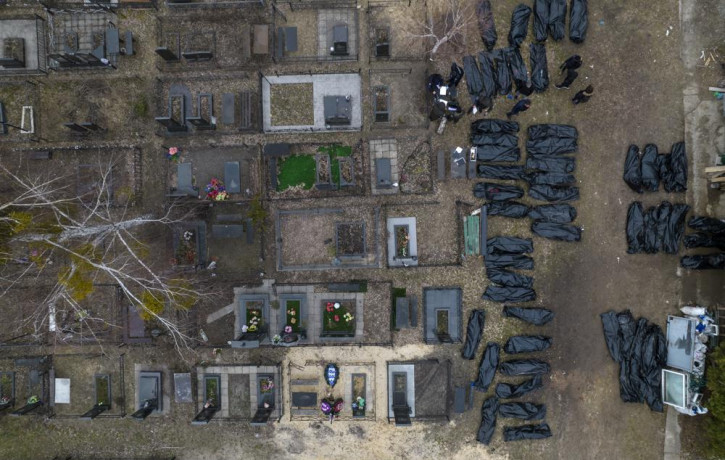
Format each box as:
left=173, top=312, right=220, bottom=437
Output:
left=270, top=83, right=314, bottom=126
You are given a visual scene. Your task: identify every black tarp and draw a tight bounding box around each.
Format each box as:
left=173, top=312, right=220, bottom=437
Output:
left=495, top=375, right=543, bottom=399
left=626, top=201, right=644, bottom=254
left=529, top=184, right=580, bottom=202
left=476, top=0, right=498, bottom=51
left=600, top=310, right=667, bottom=411
left=487, top=268, right=534, bottom=288
left=663, top=203, right=690, bottom=254
left=528, top=204, right=577, bottom=223
left=503, top=423, right=552, bottom=441
left=472, top=119, right=520, bottom=134
left=485, top=253, right=535, bottom=270
left=478, top=52, right=498, bottom=99
left=531, top=221, right=582, bottom=241
left=662, top=141, right=687, bottom=193
left=474, top=343, right=500, bottom=392
left=640, top=144, right=660, bottom=192
left=530, top=43, right=549, bottom=92
left=493, top=49, right=512, bottom=95
left=463, top=55, right=484, bottom=102
left=533, top=0, right=550, bottom=41
left=499, top=402, right=546, bottom=420
left=683, top=232, right=725, bottom=250
left=548, top=0, right=567, bottom=41
left=526, top=137, right=578, bottom=155
left=500, top=359, right=550, bottom=375
left=487, top=201, right=531, bottom=218
left=503, top=306, right=554, bottom=325
left=526, top=172, right=576, bottom=185
left=526, top=154, right=576, bottom=173
left=687, top=216, right=725, bottom=234
left=527, top=124, right=578, bottom=140
left=506, top=47, right=529, bottom=91
left=483, top=286, right=536, bottom=303
left=623, top=145, right=643, bottom=193
left=471, top=131, right=519, bottom=147
left=680, top=253, right=725, bottom=270
left=487, top=236, right=534, bottom=254
left=476, top=396, right=499, bottom=445
left=448, top=62, right=464, bottom=87
left=477, top=164, right=526, bottom=180
left=569, top=0, right=588, bottom=43
left=462, top=310, right=486, bottom=360
left=474, top=182, right=524, bottom=201
left=508, top=4, right=532, bottom=47
left=504, top=335, right=552, bottom=354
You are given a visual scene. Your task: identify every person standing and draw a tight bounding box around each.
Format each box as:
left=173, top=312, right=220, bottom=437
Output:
left=560, top=55, right=583, bottom=72
left=572, top=85, right=594, bottom=104
left=556, top=69, right=578, bottom=89
left=506, top=98, right=531, bottom=119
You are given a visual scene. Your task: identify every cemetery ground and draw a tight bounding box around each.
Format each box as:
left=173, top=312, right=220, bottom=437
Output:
left=1, top=0, right=724, bottom=460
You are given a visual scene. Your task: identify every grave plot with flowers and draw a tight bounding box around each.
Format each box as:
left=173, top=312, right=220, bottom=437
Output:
left=321, top=301, right=355, bottom=337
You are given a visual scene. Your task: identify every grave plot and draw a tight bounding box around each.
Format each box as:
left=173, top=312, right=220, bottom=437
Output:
left=270, top=142, right=365, bottom=197
left=40, top=78, right=148, bottom=141
left=0, top=355, right=52, bottom=417
left=0, top=17, right=47, bottom=76
left=206, top=203, right=264, bottom=278
left=367, top=2, right=427, bottom=61
left=193, top=364, right=282, bottom=425
left=276, top=206, right=381, bottom=270
left=0, top=286, right=56, bottom=346
left=155, top=75, right=260, bottom=135
left=288, top=361, right=376, bottom=421
left=47, top=11, right=121, bottom=70
left=261, top=73, right=362, bottom=132
left=157, top=9, right=271, bottom=70
left=369, top=65, right=429, bottom=129
left=385, top=201, right=459, bottom=266
left=271, top=3, right=358, bottom=61
left=51, top=354, right=124, bottom=419
left=386, top=360, right=452, bottom=426
left=0, top=81, right=41, bottom=142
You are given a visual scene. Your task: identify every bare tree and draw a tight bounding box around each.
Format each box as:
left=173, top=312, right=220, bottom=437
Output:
left=406, top=0, right=474, bottom=58
left=0, top=155, right=213, bottom=358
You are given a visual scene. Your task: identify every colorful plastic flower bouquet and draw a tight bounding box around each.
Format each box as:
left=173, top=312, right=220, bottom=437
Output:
left=166, top=147, right=180, bottom=162
left=205, top=178, right=228, bottom=201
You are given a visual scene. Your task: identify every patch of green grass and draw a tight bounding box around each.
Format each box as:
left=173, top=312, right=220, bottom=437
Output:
left=277, top=155, right=316, bottom=191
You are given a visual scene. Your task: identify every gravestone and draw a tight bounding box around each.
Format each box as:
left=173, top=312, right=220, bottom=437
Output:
left=155, top=47, right=178, bottom=61
left=224, top=161, right=241, bottom=193
left=222, top=93, right=235, bottom=124
left=376, top=158, right=392, bottom=188
left=173, top=373, right=192, bottom=403
left=331, top=24, right=349, bottom=56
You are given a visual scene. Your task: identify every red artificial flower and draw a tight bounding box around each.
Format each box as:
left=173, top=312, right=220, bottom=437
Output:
left=334, top=315, right=340, bottom=322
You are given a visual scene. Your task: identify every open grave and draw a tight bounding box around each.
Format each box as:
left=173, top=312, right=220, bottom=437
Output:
left=276, top=207, right=381, bottom=270
left=387, top=360, right=451, bottom=426
left=156, top=8, right=271, bottom=70
left=288, top=361, right=375, bottom=421
left=156, top=75, right=260, bottom=135
left=0, top=17, right=47, bottom=75
left=192, top=364, right=282, bottom=425
left=261, top=73, right=362, bottom=132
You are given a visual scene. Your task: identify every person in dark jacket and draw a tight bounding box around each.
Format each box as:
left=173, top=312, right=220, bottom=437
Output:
left=572, top=85, right=594, bottom=104
left=506, top=98, right=531, bottom=119
left=559, top=55, right=583, bottom=72
left=556, top=69, right=578, bottom=89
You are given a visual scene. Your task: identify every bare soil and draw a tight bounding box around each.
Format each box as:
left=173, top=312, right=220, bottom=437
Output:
left=270, top=83, right=314, bottom=126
